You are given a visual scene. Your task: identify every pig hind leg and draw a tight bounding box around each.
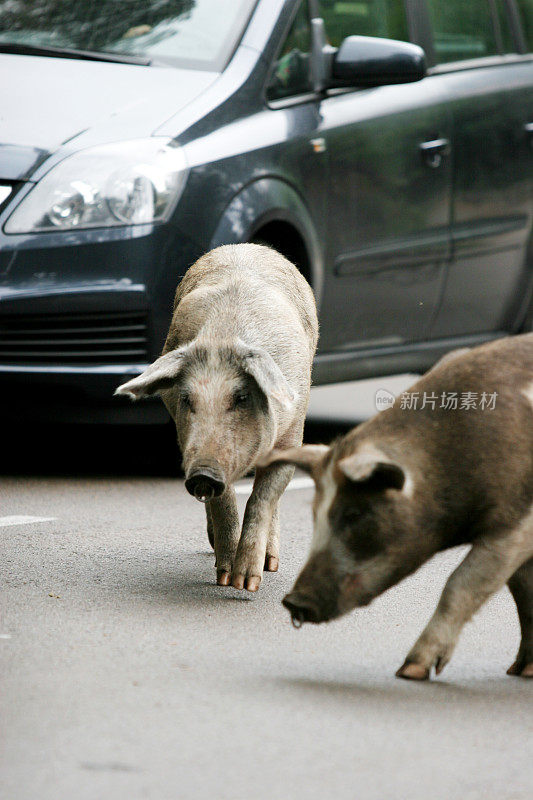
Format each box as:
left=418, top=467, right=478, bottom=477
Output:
left=231, top=463, right=295, bottom=592
left=397, top=526, right=533, bottom=680
left=507, top=557, right=533, bottom=678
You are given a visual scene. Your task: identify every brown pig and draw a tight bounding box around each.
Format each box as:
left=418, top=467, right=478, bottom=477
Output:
left=263, top=334, right=533, bottom=679
left=115, top=244, right=318, bottom=592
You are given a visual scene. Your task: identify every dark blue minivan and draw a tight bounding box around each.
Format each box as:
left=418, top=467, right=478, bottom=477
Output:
left=1, top=0, right=532, bottom=424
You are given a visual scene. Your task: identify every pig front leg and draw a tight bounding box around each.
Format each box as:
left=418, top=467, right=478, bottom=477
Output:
left=206, top=503, right=214, bottom=549
left=207, top=488, right=240, bottom=586
left=507, top=557, right=533, bottom=678
left=231, top=463, right=295, bottom=592
left=265, top=506, right=281, bottom=573
left=397, top=536, right=533, bottom=680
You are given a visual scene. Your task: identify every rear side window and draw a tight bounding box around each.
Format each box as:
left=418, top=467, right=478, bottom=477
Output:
left=515, top=0, right=533, bottom=50
left=426, top=0, right=499, bottom=63
left=315, top=0, right=409, bottom=47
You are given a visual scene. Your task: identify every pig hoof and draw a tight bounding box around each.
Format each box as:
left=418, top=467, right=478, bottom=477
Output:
left=396, top=662, right=430, bottom=681
left=217, top=570, right=231, bottom=586
left=507, top=660, right=533, bottom=678
left=245, top=576, right=261, bottom=592
left=230, top=573, right=261, bottom=592
left=231, top=574, right=245, bottom=590
left=265, top=556, right=279, bottom=572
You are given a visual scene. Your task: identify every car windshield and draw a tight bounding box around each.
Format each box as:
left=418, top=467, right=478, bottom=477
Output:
left=0, top=0, right=258, bottom=71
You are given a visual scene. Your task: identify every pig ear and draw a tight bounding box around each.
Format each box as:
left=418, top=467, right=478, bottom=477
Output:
left=237, top=342, right=298, bottom=410
left=114, top=347, right=189, bottom=400
left=338, top=453, right=405, bottom=491
left=259, top=444, right=329, bottom=475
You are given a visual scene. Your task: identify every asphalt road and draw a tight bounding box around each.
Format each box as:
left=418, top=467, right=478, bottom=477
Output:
left=1, top=378, right=532, bottom=800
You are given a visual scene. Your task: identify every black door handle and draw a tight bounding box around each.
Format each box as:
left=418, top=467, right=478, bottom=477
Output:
left=419, top=138, right=450, bottom=168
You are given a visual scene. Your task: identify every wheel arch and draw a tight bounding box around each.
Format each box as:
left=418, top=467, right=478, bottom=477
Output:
left=209, top=177, right=324, bottom=307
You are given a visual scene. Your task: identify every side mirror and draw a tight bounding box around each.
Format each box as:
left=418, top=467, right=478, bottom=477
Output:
left=331, top=35, right=426, bottom=88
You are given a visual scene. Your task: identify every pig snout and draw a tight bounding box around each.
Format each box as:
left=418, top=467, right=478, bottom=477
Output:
left=282, top=592, right=324, bottom=627
left=185, top=466, right=226, bottom=502
left=282, top=550, right=342, bottom=626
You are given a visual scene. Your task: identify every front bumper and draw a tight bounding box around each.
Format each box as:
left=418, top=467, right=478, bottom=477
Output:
left=0, top=218, right=201, bottom=424
left=0, top=362, right=167, bottom=424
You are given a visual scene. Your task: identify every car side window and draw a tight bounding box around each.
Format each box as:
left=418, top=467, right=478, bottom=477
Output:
left=426, top=0, right=499, bottom=63
left=515, top=0, right=533, bottom=50
left=266, top=0, right=313, bottom=102
left=315, top=0, right=409, bottom=47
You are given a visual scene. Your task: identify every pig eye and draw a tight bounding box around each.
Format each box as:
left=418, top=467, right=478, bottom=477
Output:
left=232, top=391, right=250, bottom=409
left=342, top=509, right=363, bottom=526
left=180, top=392, right=193, bottom=411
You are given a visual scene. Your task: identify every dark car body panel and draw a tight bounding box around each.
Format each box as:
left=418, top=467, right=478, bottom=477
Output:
left=0, top=0, right=532, bottom=422
left=428, top=60, right=533, bottom=336
left=317, top=77, right=453, bottom=351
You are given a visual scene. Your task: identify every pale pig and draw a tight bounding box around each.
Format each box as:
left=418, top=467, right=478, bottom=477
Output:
left=263, top=335, right=533, bottom=679
left=116, top=244, right=318, bottom=592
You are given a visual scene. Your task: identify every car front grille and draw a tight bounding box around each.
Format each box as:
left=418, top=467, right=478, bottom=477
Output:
left=0, top=311, right=149, bottom=365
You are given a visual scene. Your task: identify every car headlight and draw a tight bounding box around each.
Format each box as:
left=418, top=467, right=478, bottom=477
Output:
left=4, top=138, right=188, bottom=233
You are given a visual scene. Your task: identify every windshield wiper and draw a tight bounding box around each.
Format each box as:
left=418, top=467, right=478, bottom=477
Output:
left=0, top=42, right=151, bottom=66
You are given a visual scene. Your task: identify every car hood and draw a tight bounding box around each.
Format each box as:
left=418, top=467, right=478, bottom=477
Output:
left=0, top=53, right=217, bottom=180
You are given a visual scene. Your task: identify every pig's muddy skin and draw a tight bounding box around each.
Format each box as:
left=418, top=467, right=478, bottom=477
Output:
left=262, top=334, right=533, bottom=680
left=115, top=244, right=318, bottom=592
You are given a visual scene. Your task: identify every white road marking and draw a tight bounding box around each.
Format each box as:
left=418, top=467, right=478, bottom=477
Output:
left=234, top=476, right=314, bottom=495
left=0, top=634, right=12, bottom=639
left=0, top=515, right=56, bottom=528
